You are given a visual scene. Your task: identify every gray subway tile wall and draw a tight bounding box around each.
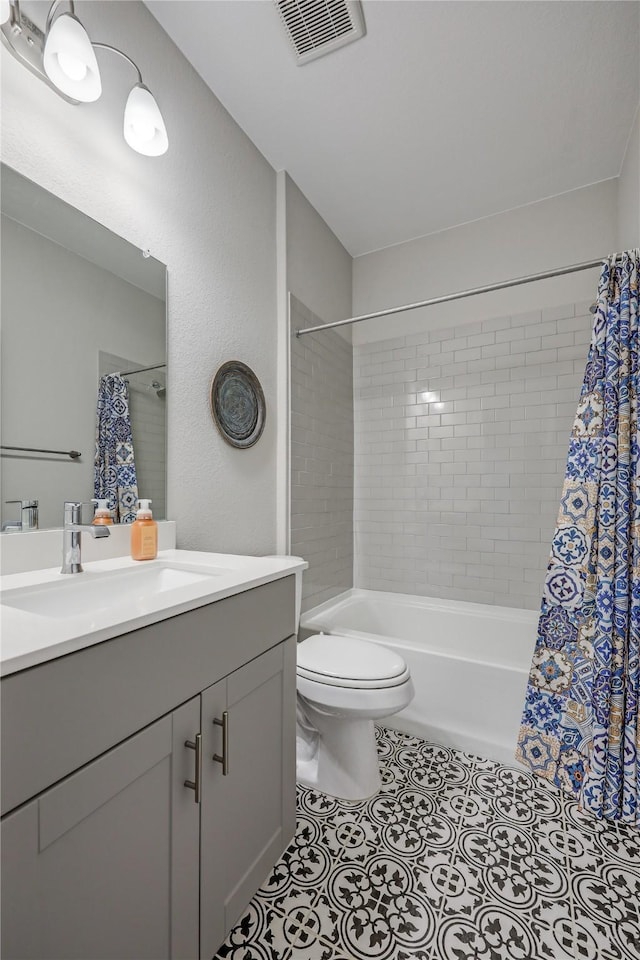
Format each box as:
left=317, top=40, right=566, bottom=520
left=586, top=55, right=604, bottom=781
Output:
left=353, top=302, right=593, bottom=609
left=290, top=297, right=354, bottom=613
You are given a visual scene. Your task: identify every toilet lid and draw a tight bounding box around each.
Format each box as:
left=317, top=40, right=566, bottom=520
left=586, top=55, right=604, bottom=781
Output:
left=297, top=634, right=410, bottom=689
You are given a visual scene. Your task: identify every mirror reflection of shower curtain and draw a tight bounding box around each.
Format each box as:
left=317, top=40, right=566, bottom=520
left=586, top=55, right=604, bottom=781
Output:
left=94, top=374, right=139, bottom=523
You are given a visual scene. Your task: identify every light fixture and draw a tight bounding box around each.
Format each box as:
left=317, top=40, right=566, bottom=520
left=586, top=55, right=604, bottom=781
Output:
left=1, top=0, right=168, bottom=156
left=43, top=11, right=101, bottom=101
left=124, top=83, right=168, bottom=157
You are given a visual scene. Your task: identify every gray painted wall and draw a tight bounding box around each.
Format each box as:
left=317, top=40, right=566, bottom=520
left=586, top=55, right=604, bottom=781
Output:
left=352, top=181, right=618, bottom=344
left=1, top=0, right=277, bottom=554
left=283, top=173, right=353, bottom=591
left=618, top=103, right=640, bottom=250
left=290, top=298, right=353, bottom=613
left=285, top=175, right=353, bottom=327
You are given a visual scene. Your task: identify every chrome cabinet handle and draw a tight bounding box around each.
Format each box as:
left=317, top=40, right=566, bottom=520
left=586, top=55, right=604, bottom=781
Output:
left=213, top=711, right=229, bottom=776
left=184, top=733, right=202, bottom=803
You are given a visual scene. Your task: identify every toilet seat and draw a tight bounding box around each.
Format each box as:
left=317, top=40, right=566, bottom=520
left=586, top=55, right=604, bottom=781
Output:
left=297, top=634, right=410, bottom=689
left=296, top=633, right=415, bottom=799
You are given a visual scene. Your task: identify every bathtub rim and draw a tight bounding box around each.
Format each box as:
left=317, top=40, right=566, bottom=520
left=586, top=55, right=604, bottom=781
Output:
left=301, top=587, right=539, bottom=629
left=304, top=625, right=531, bottom=673
left=300, top=587, right=538, bottom=673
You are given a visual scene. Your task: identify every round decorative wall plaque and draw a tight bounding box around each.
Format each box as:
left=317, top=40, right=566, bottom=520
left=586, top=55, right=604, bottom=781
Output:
left=209, top=361, right=266, bottom=449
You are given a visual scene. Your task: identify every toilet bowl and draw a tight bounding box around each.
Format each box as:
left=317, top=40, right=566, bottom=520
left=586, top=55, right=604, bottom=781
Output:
left=296, top=633, right=414, bottom=801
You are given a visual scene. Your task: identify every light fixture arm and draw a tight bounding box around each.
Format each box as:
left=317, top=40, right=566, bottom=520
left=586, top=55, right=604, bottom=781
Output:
left=1, top=0, right=77, bottom=102
left=45, top=0, right=75, bottom=36
left=92, top=42, right=143, bottom=85
left=7, top=0, right=21, bottom=30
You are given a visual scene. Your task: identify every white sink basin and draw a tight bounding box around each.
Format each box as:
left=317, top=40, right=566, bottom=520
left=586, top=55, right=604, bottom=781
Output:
left=0, top=562, right=226, bottom=619
left=0, top=549, right=308, bottom=677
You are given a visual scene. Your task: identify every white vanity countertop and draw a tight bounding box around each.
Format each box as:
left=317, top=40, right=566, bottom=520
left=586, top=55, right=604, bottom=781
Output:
left=0, top=550, right=307, bottom=677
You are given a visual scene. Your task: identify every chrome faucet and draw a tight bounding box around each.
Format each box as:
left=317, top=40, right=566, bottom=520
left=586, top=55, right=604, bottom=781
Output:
left=61, top=501, right=110, bottom=574
left=1, top=520, right=23, bottom=533
left=2, top=499, right=39, bottom=532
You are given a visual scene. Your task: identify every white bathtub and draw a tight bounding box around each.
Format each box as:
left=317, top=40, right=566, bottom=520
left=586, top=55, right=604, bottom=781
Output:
left=300, top=588, right=538, bottom=766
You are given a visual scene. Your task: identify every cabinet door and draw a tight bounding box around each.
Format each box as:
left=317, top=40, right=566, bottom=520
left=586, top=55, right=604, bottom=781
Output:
left=1, top=698, right=200, bottom=960
left=200, top=637, right=297, bottom=959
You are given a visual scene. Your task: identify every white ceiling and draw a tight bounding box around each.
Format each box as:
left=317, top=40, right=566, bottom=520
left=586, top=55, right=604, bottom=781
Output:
left=146, top=0, right=640, bottom=257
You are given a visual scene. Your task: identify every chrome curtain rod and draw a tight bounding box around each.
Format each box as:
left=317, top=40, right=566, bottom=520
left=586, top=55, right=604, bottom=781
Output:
left=295, top=256, right=607, bottom=337
left=116, top=362, right=166, bottom=377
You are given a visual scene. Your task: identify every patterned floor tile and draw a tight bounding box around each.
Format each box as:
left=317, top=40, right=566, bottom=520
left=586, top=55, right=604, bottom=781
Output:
left=609, top=825, right=640, bottom=876
left=421, top=852, right=486, bottom=920
left=298, top=787, right=365, bottom=820
left=313, top=854, right=437, bottom=960
left=533, top=912, right=604, bottom=960
left=456, top=820, right=570, bottom=912
left=569, top=908, right=628, bottom=960
left=564, top=798, right=640, bottom=879
left=214, top=898, right=293, bottom=959
left=287, top=936, right=340, bottom=960
left=257, top=816, right=333, bottom=902
left=216, top=726, right=637, bottom=960
left=435, top=784, right=490, bottom=832
left=532, top=813, right=578, bottom=867
left=572, top=861, right=640, bottom=929
left=434, top=902, right=540, bottom=960
left=272, top=892, right=332, bottom=960
left=470, top=752, right=504, bottom=772
left=402, top=762, right=452, bottom=795
left=377, top=726, right=425, bottom=751
left=565, top=797, right=618, bottom=844
left=320, top=810, right=382, bottom=865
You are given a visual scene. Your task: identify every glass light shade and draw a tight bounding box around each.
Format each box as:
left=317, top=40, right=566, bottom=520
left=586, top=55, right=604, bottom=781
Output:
left=123, top=84, right=168, bottom=156
left=43, top=14, right=101, bottom=102
left=1, top=0, right=11, bottom=25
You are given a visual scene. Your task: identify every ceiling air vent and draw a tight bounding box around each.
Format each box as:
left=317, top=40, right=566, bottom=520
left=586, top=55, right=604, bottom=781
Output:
left=274, top=0, right=366, bottom=65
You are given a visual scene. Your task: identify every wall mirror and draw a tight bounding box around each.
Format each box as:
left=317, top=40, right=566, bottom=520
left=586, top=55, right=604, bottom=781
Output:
left=0, top=164, right=167, bottom=531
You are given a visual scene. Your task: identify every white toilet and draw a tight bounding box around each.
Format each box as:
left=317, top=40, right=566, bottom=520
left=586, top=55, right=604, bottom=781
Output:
left=296, top=633, right=414, bottom=800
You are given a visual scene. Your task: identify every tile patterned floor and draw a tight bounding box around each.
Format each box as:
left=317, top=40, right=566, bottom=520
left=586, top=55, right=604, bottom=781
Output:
left=215, top=727, right=640, bottom=960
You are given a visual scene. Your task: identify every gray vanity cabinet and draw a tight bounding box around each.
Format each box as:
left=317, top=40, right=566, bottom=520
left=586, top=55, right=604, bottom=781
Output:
left=1, top=698, right=201, bottom=960
left=200, top=640, right=297, bottom=959
left=1, top=575, right=297, bottom=960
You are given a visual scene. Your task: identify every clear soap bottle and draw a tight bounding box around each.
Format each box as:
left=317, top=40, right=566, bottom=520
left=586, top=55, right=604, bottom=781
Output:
left=131, top=499, right=158, bottom=561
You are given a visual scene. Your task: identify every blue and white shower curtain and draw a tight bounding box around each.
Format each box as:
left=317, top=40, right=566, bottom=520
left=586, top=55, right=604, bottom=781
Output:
left=517, top=250, right=639, bottom=826
left=94, top=374, right=139, bottom=523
